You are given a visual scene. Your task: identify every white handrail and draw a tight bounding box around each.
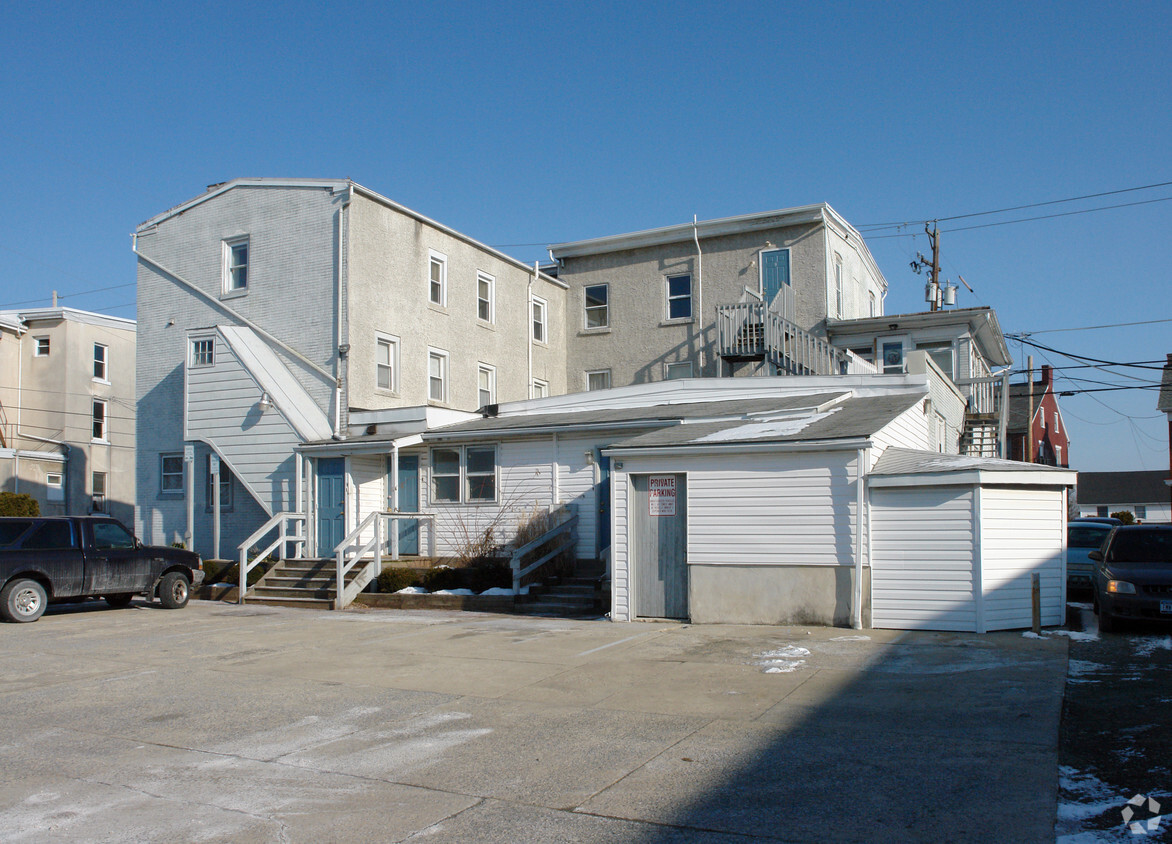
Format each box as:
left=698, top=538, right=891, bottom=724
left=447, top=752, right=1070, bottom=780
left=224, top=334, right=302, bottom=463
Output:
left=333, top=511, right=439, bottom=609
left=237, top=512, right=306, bottom=603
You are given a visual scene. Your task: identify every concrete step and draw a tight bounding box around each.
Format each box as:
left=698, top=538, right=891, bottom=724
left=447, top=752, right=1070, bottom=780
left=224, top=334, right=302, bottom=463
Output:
left=250, top=586, right=335, bottom=600
left=244, top=596, right=334, bottom=610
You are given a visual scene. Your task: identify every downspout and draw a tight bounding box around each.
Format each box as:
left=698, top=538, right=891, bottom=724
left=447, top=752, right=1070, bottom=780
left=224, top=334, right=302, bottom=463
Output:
left=529, top=262, right=536, bottom=397
left=853, top=446, right=867, bottom=629
left=693, top=216, right=704, bottom=373
left=334, top=186, right=352, bottom=439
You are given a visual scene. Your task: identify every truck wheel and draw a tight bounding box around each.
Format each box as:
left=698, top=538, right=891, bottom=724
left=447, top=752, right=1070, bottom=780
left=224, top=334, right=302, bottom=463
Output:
left=105, top=593, right=135, bottom=609
left=1, top=578, right=48, bottom=623
left=158, top=572, right=190, bottom=609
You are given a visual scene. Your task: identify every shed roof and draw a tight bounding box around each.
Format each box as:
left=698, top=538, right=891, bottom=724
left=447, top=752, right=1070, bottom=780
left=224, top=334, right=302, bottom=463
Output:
left=869, top=448, right=1075, bottom=488
left=1076, top=470, right=1171, bottom=505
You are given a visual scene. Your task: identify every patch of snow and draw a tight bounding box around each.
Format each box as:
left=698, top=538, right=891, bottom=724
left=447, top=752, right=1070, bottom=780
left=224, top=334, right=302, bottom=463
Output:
left=1067, top=602, right=1094, bottom=610
left=754, top=644, right=810, bottom=674
left=758, top=645, right=811, bottom=659
left=1134, top=636, right=1172, bottom=657
left=1022, top=631, right=1043, bottom=639
left=692, top=407, right=841, bottom=443
left=1056, top=765, right=1127, bottom=825
left=478, top=587, right=516, bottom=596
left=432, top=588, right=475, bottom=596
left=830, top=635, right=871, bottom=641
left=396, top=586, right=429, bottom=594
left=1067, top=659, right=1106, bottom=684
left=1050, top=630, right=1101, bottom=642
left=763, top=662, right=805, bottom=674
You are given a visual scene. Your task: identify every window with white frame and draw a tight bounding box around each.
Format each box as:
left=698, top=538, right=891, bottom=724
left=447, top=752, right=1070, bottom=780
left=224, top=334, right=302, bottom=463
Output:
left=869, top=291, right=876, bottom=317
left=918, top=341, right=955, bottom=379
left=428, top=348, right=449, bottom=402
left=204, top=455, right=233, bottom=512
left=1055, top=445, right=1063, bottom=465
left=935, top=413, right=947, bottom=453
left=881, top=341, right=904, bottom=374
left=46, top=472, right=63, bottom=502
left=92, top=399, right=107, bottom=441
left=531, top=379, right=548, bottom=398
left=430, top=445, right=497, bottom=503
left=834, top=255, right=844, bottom=318
left=223, top=236, right=249, bottom=293
left=585, top=284, right=608, bottom=329
left=190, top=337, right=215, bottom=368
left=34, top=337, right=49, bottom=356
left=376, top=334, right=399, bottom=392
left=93, top=343, right=108, bottom=381
left=477, top=272, right=495, bottom=323
left=477, top=364, right=496, bottom=407
left=1135, top=505, right=1147, bottom=519
left=532, top=296, right=547, bottom=343
left=666, top=275, right=692, bottom=320
left=665, top=361, right=693, bottom=380
left=428, top=250, right=447, bottom=306
left=91, top=471, right=106, bottom=512
left=1054, top=412, right=1060, bottom=434
left=160, top=453, right=184, bottom=494
left=586, top=369, right=611, bottom=391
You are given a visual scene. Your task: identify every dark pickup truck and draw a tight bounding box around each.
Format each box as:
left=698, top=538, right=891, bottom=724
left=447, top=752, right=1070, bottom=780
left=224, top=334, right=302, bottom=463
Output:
left=0, top=516, right=203, bottom=623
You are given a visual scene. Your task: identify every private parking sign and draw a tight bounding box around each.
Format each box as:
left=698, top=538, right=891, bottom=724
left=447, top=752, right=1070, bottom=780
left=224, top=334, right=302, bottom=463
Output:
left=648, top=475, right=676, bottom=516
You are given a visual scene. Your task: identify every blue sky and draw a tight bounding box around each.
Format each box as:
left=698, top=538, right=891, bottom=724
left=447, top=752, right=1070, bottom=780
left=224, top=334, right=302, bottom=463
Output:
left=1, top=1, right=1168, bottom=473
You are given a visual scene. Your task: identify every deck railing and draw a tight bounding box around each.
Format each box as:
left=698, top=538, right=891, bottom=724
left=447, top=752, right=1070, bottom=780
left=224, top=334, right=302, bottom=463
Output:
left=334, top=511, right=438, bottom=610
left=716, top=302, right=846, bottom=376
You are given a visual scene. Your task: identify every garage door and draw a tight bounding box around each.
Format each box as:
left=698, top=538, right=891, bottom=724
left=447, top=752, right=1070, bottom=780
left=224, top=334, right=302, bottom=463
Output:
left=871, top=486, right=978, bottom=631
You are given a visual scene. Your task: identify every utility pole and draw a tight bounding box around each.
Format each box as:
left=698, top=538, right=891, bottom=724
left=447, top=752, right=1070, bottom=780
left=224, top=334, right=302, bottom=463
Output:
left=1026, top=355, right=1035, bottom=463
left=910, top=223, right=942, bottom=310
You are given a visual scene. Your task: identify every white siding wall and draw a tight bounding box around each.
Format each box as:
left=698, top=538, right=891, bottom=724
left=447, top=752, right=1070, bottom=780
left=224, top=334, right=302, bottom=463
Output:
left=871, top=486, right=977, bottom=631
left=555, top=434, right=602, bottom=558
left=871, top=402, right=932, bottom=454
left=612, top=470, right=630, bottom=621
left=350, top=455, right=386, bottom=543
left=186, top=345, right=300, bottom=515
left=980, top=487, right=1065, bottom=629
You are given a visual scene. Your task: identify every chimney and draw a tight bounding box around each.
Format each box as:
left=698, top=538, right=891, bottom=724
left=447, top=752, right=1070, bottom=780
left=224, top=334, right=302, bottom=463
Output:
left=1040, top=364, right=1051, bottom=387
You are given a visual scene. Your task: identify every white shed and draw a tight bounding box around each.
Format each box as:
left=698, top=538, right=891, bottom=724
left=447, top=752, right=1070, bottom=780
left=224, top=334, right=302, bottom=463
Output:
left=868, top=449, right=1076, bottom=632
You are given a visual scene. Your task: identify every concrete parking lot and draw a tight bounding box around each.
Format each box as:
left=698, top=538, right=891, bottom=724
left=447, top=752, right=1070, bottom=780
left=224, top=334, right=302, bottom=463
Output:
left=0, top=600, right=1068, bottom=843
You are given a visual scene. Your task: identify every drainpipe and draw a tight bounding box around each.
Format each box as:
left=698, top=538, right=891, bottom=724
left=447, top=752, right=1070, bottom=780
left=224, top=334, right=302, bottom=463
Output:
left=334, top=187, right=352, bottom=439
left=389, top=444, right=400, bottom=559
left=529, top=261, right=537, bottom=397
left=853, top=446, right=867, bottom=629
left=693, top=215, right=704, bottom=374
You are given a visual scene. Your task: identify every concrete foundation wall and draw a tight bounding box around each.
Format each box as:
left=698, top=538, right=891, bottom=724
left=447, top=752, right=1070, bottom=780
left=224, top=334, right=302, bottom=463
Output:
left=689, top=564, right=870, bottom=627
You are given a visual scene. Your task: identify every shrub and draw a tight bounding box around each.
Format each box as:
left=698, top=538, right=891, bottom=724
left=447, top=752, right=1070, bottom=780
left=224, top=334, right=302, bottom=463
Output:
left=377, top=567, right=420, bottom=593
left=0, top=493, right=39, bottom=517
left=202, top=559, right=272, bottom=587
left=421, top=565, right=464, bottom=592
left=1111, top=510, right=1137, bottom=525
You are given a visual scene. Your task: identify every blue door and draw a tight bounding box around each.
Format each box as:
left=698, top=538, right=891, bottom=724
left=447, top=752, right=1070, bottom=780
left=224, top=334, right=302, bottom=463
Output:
left=317, top=458, right=345, bottom=556
left=761, top=249, right=790, bottom=305
left=396, top=455, right=420, bottom=555
left=596, top=452, right=611, bottom=554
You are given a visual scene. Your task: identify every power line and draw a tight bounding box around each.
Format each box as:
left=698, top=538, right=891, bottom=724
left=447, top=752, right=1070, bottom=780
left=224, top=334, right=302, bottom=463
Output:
left=0, top=282, right=137, bottom=310
left=1008, top=318, right=1172, bottom=336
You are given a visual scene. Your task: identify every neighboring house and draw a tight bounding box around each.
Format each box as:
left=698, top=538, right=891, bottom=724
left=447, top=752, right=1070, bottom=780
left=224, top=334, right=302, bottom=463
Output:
left=825, top=307, right=1013, bottom=457
left=134, top=178, right=567, bottom=558
left=0, top=307, right=136, bottom=523
left=1006, top=364, right=1069, bottom=467
left=323, top=371, right=1071, bottom=631
left=548, top=205, right=887, bottom=390
left=1077, top=471, right=1171, bottom=523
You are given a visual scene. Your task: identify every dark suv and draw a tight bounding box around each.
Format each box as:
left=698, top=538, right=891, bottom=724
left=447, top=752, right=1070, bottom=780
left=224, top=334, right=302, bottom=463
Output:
left=1091, top=524, right=1172, bottom=632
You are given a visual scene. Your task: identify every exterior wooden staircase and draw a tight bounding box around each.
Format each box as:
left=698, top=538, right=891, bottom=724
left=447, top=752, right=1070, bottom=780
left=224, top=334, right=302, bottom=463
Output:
left=245, top=558, right=364, bottom=609
left=516, top=559, right=609, bottom=617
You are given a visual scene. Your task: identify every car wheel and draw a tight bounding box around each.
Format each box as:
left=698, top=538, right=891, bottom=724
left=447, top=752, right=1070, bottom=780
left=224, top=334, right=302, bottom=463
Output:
left=105, top=593, right=135, bottom=609
left=1098, top=608, right=1115, bottom=633
left=1, top=578, right=48, bottom=623
left=158, top=572, right=190, bottom=609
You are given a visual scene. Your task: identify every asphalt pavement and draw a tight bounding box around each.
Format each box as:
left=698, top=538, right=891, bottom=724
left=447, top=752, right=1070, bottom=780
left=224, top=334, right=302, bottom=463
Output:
left=0, top=599, right=1072, bottom=843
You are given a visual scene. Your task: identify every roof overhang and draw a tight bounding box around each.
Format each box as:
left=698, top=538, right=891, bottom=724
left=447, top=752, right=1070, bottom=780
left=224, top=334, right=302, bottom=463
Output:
left=298, top=433, right=424, bottom=457
left=869, top=468, right=1076, bottom=488
left=603, top=437, right=872, bottom=459
left=827, top=307, right=1011, bottom=367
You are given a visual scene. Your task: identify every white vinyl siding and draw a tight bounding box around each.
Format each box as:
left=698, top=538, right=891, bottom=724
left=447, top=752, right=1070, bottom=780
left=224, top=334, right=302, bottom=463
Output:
left=980, top=487, right=1065, bottom=629
left=871, top=486, right=977, bottom=632
left=871, top=403, right=932, bottom=455
left=612, top=467, right=630, bottom=621
left=350, top=455, right=386, bottom=545
left=554, top=434, right=604, bottom=558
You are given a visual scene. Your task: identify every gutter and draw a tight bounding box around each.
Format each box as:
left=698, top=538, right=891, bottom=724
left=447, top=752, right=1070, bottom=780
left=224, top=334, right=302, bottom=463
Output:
left=603, top=437, right=873, bottom=459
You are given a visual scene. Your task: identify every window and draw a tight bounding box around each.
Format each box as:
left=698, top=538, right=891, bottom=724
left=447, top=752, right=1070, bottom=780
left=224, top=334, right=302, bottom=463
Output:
left=1054, top=412, right=1060, bottom=434
left=935, top=413, right=947, bottom=453
left=160, top=453, right=184, bottom=494
left=665, top=361, right=693, bottom=380
left=428, top=348, right=448, bottom=403
left=376, top=335, right=399, bottom=392
left=190, top=337, right=215, bottom=368
left=428, top=250, right=447, bottom=306
left=205, top=455, right=233, bottom=511
left=869, top=291, right=876, bottom=317
left=478, top=364, right=496, bottom=407
left=1055, top=445, right=1063, bottom=465
left=46, top=472, right=64, bottom=502
left=34, top=337, right=50, bottom=356
left=666, top=275, right=692, bottom=320
left=223, top=237, right=249, bottom=293
left=532, top=296, right=547, bottom=343
left=92, top=471, right=106, bottom=513
left=532, top=379, right=548, bottom=399
left=431, top=445, right=497, bottom=504
left=585, top=284, right=608, bottom=329
left=92, top=399, right=107, bottom=441
left=1097, top=506, right=1108, bottom=517
left=834, top=256, right=844, bottom=318
left=21, top=520, right=75, bottom=550
left=587, top=369, right=611, bottom=391
left=93, top=343, right=108, bottom=381
left=850, top=346, right=875, bottom=365
left=1135, top=505, right=1147, bottom=520
left=92, top=520, right=136, bottom=550
left=431, top=448, right=461, bottom=502
left=477, top=272, right=495, bottom=322
left=881, top=342, right=904, bottom=374
left=918, top=341, right=955, bottom=379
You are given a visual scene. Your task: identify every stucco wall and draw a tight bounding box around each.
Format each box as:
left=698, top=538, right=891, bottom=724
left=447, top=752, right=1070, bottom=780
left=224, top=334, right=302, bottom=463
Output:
left=690, top=564, right=870, bottom=626
left=347, top=193, right=567, bottom=411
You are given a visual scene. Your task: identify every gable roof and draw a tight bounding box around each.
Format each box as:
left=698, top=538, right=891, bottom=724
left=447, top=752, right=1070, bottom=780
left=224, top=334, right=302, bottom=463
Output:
left=1006, top=378, right=1054, bottom=432
left=1076, top=471, right=1171, bottom=505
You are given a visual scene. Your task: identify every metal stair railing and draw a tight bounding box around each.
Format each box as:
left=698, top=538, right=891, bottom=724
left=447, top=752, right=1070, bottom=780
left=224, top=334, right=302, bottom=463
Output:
left=237, top=512, right=307, bottom=603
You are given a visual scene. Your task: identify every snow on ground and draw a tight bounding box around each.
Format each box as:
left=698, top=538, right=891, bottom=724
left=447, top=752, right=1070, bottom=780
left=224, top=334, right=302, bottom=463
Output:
left=1023, top=629, right=1100, bottom=643
left=431, top=588, right=475, bottom=596
left=830, top=635, right=871, bottom=642
left=1134, top=636, right=1172, bottom=658
left=1055, top=766, right=1133, bottom=842
left=396, top=586, right=429, bottom=594
left=1066, top=659, right=1108, bottom=684
left=478, top=587, right=516, bottom=596
left=753, top=645, right=810, bottom=674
